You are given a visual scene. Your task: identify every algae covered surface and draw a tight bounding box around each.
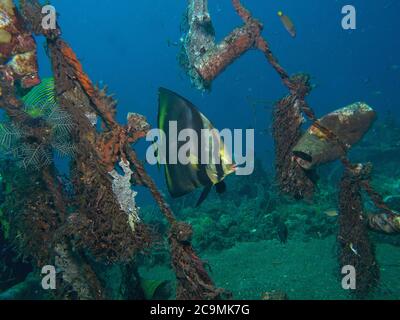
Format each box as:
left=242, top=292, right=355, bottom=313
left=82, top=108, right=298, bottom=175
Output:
left=141, top=236, right=400, bottom=300
left=138, top=120, right=400, bottom=300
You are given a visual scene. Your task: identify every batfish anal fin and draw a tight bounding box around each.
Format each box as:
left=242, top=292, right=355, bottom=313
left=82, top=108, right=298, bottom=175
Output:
left=196, top=184, right=213, bottom=208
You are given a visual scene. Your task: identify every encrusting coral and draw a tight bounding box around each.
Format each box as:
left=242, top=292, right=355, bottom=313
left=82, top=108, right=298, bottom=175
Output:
left=109, top=160, right=141, bottom=233
left=272, top=79, right=315, bottom=199
left=0, top=78, right=75, bottom=170
left=0, top=0, right=150, bottom=299
left=338, top=164, right=379, bottom=298
left=5, top=0, right=222, bottom=300
left=181, top=0, right=263, bottom=90
left=0, top=0, right=40, bottom=88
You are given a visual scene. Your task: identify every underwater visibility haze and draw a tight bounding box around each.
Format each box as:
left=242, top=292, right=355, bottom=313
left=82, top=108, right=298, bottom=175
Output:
left=0, top=0, right=400, bottom=301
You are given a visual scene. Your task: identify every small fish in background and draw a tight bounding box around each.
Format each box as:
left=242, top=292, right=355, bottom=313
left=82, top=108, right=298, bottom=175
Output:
left=384, top=1, right=394, bottom=9
left=167, top=39, right=179, bottom=47
left=372, top=90, right=383, bottom=96
left=362, top=77, right=370, bottom=84
left=349, top=243, right=360, bottom=256
left=324, top=209, right=339, bottom=217
left=278, top=11, right=297, bottom=38
left=276, top=219, right=288, bottom=243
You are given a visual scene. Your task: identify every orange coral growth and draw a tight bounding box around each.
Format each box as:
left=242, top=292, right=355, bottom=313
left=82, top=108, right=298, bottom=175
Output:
left=97, top=128, right=125, bottom=172
left=196, top=21, right=262, bottom=83
left=97, top=123, right=149, bottom=172
left=59, top=41, right=96, bottom=98
left=58, top=40, right=117, bottom=127
left=231, top=0, right=252, bottom=22
left=126, top=113, right=151, bottom=143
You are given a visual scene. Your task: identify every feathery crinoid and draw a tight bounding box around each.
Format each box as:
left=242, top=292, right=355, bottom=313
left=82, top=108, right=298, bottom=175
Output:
left=0, top=123, right=24, bottom=163
left=24, top=77, right=75, bottom=168
left=22, top=77, right=57, bottom=117
left=0, top=123, right=23, bottom=151
left=0, top=77, right=76, bottom=170
left=16, top=143, right=53, bottom=170
left=45, top=104, right=75, bottom=137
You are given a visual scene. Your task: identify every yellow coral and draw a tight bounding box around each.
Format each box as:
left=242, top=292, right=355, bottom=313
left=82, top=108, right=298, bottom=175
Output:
left=0, top=29, right=11, bottom=43
left=0, top=0, right=15, bottom=13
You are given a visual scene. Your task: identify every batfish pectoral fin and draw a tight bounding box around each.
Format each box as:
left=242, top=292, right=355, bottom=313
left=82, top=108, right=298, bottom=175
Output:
left=196, top=184, right=213, bottom=208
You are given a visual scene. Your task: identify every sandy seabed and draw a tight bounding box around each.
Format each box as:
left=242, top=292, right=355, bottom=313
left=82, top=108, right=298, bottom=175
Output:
left=140, top=236, right=400, bottom=300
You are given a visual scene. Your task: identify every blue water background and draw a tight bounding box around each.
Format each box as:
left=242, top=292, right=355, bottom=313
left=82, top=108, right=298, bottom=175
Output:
left=36, top=0, right=400, bottom=204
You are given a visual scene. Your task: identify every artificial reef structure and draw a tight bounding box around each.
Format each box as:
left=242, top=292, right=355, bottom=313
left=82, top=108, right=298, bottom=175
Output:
left=0, top=0, right=223, bottom=300
left=179, top=0, right=400, bottom=298
left=0, top=0, right=399, bottom=300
